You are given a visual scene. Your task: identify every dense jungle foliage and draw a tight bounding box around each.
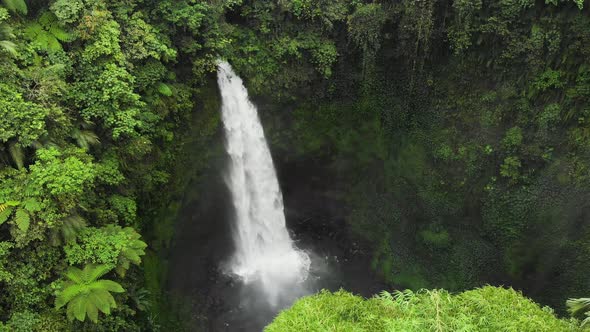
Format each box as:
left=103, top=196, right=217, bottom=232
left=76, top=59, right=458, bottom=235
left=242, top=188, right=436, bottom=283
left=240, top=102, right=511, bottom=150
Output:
left=1, top=0, right=590, bottom=330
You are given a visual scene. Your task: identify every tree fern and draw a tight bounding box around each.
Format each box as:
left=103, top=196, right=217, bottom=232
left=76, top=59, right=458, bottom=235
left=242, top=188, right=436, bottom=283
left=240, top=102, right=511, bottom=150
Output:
left=129, top=288, right=151, bottom=312
left=55, top=264, right=124, bottom=323
left=107, top=226, right=147, bottom=277
left=24, top=12, right=71, bottom=52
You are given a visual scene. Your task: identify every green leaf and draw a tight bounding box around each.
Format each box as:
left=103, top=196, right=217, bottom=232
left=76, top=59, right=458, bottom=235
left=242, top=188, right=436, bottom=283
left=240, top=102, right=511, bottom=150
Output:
left=15, top=208, right=29, bottom=232
left=157, top=82, right=173, bottom=96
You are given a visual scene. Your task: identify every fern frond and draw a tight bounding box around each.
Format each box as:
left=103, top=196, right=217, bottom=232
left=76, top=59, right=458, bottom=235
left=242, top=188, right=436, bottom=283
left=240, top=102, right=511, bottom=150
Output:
left=47, top=36, right=60, bottom=51
left=24, top=13, right=70, bottom=52
left=1, top=0, right=27, bottom=15
left=65, top=297, right=77, bottom=321
left=64, top=266, right=84, bottom=284
left=88, top=289, right=114, bottom=314
left=69, top=295, right=87, bottom=322
left=38, top=12, right=56, bottom=26
left=14, top=208, right=30, bottom=232
left=8, top=142, right=23, bottom=169
left=49, top=25, right=70, bottom=41
left=567, top=297, right=590, bottom=316
left=0, top=40, right=16, bottom=55
left=0, top=23, right=15, bottom=37
left=85, top=300, right=99, bottom=323
left=93, top=280, right=124, bottom=293
left=24, top=22, right=42, bottom=39
left=0, top=206, right=12, bottom=225
left=83, top=264, right=112, bottom=283
left=56, top=284, right=85, bottom=308
left=61, top=214, right=87, bottom=243
left=22, top=198, right=40, bottom=212
left=72, top=129, right=100, bottom=149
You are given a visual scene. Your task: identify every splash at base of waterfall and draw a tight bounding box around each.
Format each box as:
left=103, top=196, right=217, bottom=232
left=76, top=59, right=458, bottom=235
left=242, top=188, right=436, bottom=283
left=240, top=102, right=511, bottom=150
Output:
left=217, top=60, right=311, bottom=306
left=231, top=247, right=311, bottom=305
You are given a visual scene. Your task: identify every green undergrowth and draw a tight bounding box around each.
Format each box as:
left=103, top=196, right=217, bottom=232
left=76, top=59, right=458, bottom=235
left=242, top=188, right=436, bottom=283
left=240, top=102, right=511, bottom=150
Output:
left=266, top=286, right=581, bottom=332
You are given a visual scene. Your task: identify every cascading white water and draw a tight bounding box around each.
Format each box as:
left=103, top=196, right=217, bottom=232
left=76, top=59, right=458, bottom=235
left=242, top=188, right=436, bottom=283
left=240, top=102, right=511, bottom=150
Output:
left=217, top=61, right=310, bottom=305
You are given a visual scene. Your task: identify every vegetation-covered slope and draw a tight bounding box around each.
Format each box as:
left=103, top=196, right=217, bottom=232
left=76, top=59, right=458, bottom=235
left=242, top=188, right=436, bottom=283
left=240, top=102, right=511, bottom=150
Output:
left=266, top=286, right=580, bottom=332
left=0, top=0, right=223, bottom=330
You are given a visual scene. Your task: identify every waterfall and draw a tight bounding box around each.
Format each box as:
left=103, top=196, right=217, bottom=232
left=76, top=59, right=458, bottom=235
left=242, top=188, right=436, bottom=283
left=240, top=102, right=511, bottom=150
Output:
left=217, top=61, right=310, bottom=305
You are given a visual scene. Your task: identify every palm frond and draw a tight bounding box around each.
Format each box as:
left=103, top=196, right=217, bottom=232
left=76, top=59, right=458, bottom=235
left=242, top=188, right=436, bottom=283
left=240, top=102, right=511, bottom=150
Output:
left=567, top=297, right=590, bottom=316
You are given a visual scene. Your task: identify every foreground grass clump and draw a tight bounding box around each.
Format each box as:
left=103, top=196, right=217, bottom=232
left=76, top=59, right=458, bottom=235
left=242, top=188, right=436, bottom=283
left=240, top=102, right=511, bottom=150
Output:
left=265, top=286, right=580, bottom=331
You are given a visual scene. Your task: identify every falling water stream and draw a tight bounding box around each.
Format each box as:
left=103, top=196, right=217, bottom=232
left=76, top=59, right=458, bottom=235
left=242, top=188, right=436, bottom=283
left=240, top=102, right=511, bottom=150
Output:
left=217, top=61, right=311, bottom=306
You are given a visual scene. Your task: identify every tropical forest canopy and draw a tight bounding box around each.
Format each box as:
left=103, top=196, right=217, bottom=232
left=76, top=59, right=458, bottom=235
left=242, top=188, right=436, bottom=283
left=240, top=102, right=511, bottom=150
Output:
left=0, top=0, right=590, bottom=330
